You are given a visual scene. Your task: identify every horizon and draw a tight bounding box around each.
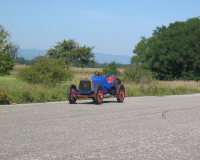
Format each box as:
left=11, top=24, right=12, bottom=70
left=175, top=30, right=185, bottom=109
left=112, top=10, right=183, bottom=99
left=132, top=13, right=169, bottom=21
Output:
left=18, top=48, right=131, bottom=64
left=18, top=48, right=132, bottom=56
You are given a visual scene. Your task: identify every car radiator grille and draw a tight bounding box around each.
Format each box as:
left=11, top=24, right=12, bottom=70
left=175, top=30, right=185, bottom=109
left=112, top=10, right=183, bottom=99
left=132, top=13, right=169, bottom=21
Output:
left=79, top=80, right=92, bottom=92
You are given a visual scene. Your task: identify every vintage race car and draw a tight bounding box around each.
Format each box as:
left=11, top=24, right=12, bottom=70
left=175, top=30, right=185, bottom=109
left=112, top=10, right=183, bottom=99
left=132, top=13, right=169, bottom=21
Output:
left=68, top=71, right=125, bottom=104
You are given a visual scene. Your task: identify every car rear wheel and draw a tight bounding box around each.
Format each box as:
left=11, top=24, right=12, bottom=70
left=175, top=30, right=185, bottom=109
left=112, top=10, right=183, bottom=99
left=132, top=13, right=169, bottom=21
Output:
left=117, top=84, right=125, bottom=102
left=68, top=84, right=77, bottom=104
left=94, top=85, right=103, bottom=104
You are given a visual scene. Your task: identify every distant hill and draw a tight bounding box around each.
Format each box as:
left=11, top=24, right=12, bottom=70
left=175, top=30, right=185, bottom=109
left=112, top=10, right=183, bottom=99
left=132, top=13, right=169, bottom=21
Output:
left=18, top=49, right=131, bottom=64
left=18, top=48, right=47, bottom=60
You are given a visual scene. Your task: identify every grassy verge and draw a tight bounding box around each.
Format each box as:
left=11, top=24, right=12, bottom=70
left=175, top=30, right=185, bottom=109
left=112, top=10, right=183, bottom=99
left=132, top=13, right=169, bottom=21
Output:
left=0, top=75, right=81, bottom=104
left=1, top=65, right=200, bottom=104
left=125, top=81, right=200, bottom=97
left=1, top=75, right=200, bottom=104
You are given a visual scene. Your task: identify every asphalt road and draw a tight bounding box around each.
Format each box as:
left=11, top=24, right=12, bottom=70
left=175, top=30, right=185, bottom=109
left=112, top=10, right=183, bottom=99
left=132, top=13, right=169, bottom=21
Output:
left=1, top=94, right=200, bottom=159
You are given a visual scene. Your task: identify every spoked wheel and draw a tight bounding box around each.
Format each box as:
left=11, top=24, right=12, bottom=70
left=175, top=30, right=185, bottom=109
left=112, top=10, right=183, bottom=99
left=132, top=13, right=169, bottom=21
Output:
left=117, top=84, right=125, bottom=102
left=68, top=84, right=77, bottom=104
left=94, top=85, right=104, bottom=104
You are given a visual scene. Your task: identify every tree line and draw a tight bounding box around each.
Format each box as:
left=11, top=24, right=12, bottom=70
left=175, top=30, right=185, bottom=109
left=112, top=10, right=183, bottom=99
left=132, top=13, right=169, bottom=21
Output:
left=131, top=17, right=200, bottom=81
left=14, top=56, right=129, bottom=68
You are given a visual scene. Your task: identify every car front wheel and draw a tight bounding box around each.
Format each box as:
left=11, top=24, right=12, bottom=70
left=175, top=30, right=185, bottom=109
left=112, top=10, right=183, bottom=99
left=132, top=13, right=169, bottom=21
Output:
left=68, top=84, right=77, bottom=104
left=94, top=85, right=104, bottom=104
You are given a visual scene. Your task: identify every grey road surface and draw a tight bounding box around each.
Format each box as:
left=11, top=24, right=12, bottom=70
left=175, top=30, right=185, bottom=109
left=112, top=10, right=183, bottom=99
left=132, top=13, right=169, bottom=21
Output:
left=1, top=94, right=200, bottom=159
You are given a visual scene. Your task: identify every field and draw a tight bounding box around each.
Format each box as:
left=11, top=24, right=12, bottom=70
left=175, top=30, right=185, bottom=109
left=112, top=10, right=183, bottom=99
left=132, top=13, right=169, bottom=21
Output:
left=1, top=65, right=200, bottom=104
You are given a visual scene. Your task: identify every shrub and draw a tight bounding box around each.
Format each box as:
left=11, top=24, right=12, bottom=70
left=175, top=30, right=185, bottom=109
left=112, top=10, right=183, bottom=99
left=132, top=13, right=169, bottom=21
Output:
left=17, top=57, right=73, bottom=86
left=123, top=64, right=153, bottom=84
left=0, top=53, right=14, bottom=76
left=0, top=92, right=11, bottom=104
left=38, top=92, right=46, bottom=102
left=102, top=61, right=121, bottom=76
left=21, top=91, right=34, bottom=103
left=51, top=93, right=57, bottom=100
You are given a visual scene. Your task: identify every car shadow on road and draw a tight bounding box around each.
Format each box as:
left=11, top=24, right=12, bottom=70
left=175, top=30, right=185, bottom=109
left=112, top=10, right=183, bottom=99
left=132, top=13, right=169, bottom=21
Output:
left=75, top=100, right=118, bottom=105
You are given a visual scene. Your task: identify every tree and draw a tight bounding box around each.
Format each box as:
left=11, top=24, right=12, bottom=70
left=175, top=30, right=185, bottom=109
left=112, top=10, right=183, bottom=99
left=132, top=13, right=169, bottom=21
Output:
left=0, top=53, right=14, bottom=76
left=132, top=17, right=200, bottom=80
left=46, top=39, right=78, bottom=66
left=0, top=24, right=19, bottom=75
left=46, top=39, right=95, bottom=73
left=76, top=45, right=95, bottom=74
left=102, top=61, right=121, bottom=76
left=14, top=57, right=26, bottom=64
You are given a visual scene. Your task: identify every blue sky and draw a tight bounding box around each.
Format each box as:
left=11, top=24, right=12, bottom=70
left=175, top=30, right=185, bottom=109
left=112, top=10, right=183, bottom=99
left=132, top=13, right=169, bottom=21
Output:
left=1, top=0, right=200, bottom=56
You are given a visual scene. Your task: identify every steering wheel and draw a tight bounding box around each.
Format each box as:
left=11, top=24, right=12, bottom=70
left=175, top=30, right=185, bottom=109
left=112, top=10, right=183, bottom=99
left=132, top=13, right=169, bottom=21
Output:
left=94, top=71, right=102, bottom=76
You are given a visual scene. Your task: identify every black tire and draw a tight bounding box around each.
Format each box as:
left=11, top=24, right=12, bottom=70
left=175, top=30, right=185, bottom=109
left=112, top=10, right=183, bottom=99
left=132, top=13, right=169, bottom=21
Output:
left=68, top=84, right=77, bottom=104
left=116, top=77, right=121, bottom=84
left=116, top=84, right=125, bottom=102
left=94, top=85, right=104, bottom=104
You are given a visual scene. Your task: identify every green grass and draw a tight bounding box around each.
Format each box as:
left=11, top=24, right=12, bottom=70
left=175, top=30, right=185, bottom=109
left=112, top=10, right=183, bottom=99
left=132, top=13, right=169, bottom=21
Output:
left=124, top=81, right=200, bottom=97
left=0, top=75, right=81, bottom=104
left=1, top=75, right=200, bottom=104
